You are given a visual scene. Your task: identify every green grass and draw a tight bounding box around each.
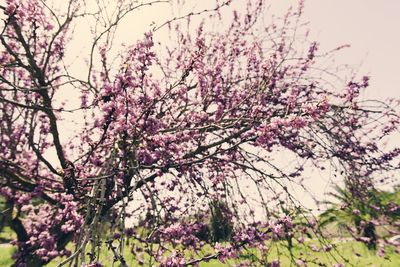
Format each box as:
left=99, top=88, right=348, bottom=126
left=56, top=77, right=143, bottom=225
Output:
left=0, top=227, right=16, bottom=266
left=0, top=238, right=399, bottom=266
left=0, top=226, right=16, bottom=242
left=0, top=245, right=15, bottom=267
left=264, top=241, right=400, bottom=267
left=197, top=241, right=400, bottom=267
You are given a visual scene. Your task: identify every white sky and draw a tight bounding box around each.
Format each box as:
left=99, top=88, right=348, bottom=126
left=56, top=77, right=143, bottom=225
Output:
left=66, top=0, right=400, bottom=101
left=300, top=0, right=400, bottom=100
left=64, top=0, right=400, bottom=100
left=283, top=0, right=400, bottom=210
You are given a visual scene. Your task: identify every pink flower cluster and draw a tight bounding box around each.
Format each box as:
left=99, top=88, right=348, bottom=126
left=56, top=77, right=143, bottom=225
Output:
left=15, top=194, right=83, bottom=262
left=160, top=251, right=186, bottom=267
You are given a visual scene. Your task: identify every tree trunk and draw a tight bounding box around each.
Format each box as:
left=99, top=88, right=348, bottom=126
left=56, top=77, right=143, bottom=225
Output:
left=363, top=222, right=377, bottom=250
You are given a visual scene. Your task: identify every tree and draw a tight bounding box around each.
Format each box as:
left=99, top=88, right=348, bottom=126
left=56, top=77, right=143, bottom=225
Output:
left=0, top=0, right=399, bottom=266
left=319, top=185, right=378, bottom=249
left=209, top=200, right=233, bottom=242
left=319, top=185, right=400, bottom=250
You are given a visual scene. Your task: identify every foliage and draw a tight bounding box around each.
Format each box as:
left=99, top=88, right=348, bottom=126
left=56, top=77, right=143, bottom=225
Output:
left=0, top=0, right=399, bottom=266
left=319, top=185, right=400, bottom=250
left=209, top=200, right=233, bottom=242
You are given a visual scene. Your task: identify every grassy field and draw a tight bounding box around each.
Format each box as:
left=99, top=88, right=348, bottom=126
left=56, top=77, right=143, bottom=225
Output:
left=0, top=238, right=399, bottom=266
left=0, top=227, right=399, bottom=266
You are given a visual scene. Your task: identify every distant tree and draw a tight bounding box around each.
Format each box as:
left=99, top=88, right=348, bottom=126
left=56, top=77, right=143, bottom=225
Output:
left=379, top=185, right=400, bottom=223
left=319, top=185, right=400, bottom=250
left=210, top=200, right=233, bottom=242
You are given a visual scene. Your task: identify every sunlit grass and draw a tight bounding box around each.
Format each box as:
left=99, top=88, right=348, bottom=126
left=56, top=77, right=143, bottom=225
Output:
left=0, top=227, right=16, bottom=242
left=0, top=245, right=15, bottom=267
left=199, top=241, right=400, bottom=267
left=0, top=236, right=399, bottom=266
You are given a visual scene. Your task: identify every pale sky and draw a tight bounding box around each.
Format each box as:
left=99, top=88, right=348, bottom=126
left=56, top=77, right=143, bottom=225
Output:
left=283, top=0, right=400, bottom=209
left=67, top=0, right=400, bottom=99
left=299, top=0, right=400, bottom=100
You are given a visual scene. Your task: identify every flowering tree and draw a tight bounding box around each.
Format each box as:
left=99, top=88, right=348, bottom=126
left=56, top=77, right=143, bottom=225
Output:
left=0, top=0, right=399, bottom=266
